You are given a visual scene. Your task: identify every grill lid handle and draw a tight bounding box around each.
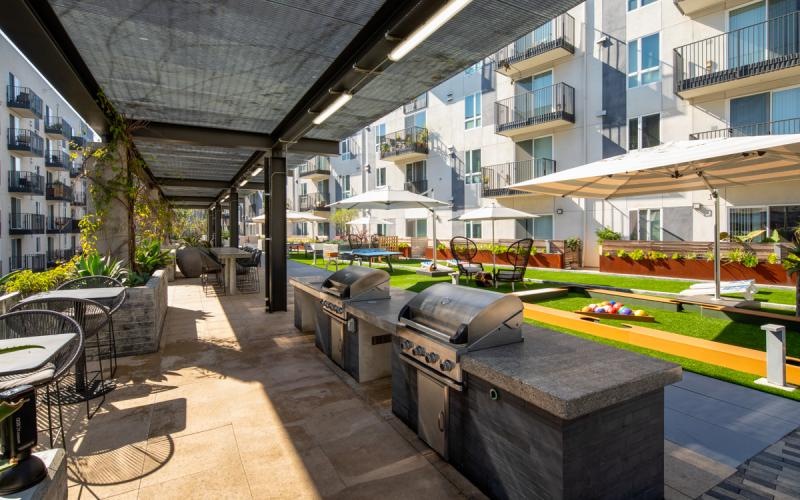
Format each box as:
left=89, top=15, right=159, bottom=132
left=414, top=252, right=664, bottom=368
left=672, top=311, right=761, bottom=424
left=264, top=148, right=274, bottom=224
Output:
left=450, top=324, right=468, bottom=344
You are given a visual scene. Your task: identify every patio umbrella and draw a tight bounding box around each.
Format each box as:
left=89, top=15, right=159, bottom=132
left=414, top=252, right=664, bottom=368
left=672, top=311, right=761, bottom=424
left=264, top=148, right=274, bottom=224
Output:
left=509, top=134, right=800, bottom=299
left=328, top=189, right=449, bottom=265
left=347, top=216, right=395, bottom=227
left=454, top=205, right=538, bottom=271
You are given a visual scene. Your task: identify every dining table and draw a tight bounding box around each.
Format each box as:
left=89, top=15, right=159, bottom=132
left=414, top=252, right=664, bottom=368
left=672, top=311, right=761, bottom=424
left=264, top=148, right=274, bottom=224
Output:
left=210, top=247, right=252, bottom=295
left=0, top=334, right=76, bottom=377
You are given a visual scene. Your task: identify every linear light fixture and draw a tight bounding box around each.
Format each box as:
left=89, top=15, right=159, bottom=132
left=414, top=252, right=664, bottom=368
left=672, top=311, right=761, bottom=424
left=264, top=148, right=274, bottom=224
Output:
left=312, top=93, right=352, bottom=125
left=251, top=167, right=263, bottom=177
left=388, top=0, right=473, bottom=61
left=239, top=179, right=248, bottom=187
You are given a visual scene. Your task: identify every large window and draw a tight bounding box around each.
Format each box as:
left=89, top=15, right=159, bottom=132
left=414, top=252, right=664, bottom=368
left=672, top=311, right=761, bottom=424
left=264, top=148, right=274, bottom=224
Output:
left=730, top=205, right=800, bottom=240
left=295, top=223, right=308, bottom=236
left=464, top=61, right=483, bottom=75
left=465, top=221, right=482, bottom=239
left=339, top=138, right=355, bottom=160
left=376, top=223, right=389, bottom=236
left=405, top=219, right=427, bottom=238
left=405, top=111, right=426, bottom=131
left=405, top=161, right=427, bottom=193
left=465, top=149, right=481, bottom=184
left=627, top=33, right=659, bottom=88
left=403, top=93, right=428, bottom=114
left=374, top=123, right=386, bottom=152
left=730, top=87, right=800, bottom=135
left=515, top=215, right=554, bottom=240
left=628, top=0, right=657, bottom=11
left=340, top=175, right=351, bottom=198
left=630, top=208, right=662, bottom=241
left=376, top=166, right=386, bottom=187
left=628, top=114, right=660, bottom=150
left=465, top=92, right=482, bottom=129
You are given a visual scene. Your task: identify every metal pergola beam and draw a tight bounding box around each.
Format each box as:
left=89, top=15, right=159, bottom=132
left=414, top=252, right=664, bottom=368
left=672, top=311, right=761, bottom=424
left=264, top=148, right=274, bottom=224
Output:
left=156, top=178, right=265, bottom=191
left=165, top=196, right=217, bottom=203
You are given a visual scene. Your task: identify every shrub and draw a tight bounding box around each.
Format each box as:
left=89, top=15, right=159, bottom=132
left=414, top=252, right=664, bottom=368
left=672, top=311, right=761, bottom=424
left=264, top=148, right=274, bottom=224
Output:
left=74, top=253, right=127, bottom=280
left=398, top=242, right=410, bottom=249
left=671, top=252, right=681, bottom=260
left=704, top=251, right=715, bottom=261
left=684, top=252, right=697, bottom=260
left=595, top=227, right=621, bottom=243
left=646, top=251, right=667, bottom=260
left=491, top=244, right=510, bottom=255
left=436, top=242, right=447, bottom=252
left=727, top=248, right=746, bottom=264
left=136, top=240, right=172, bottom=275
left=629, top=249, right=645, bottom=261
left=3, top=261, right=76, bottom=296
left=741, top=252, right=759, bottom=268
left=767, top=253, right=779, bottom=265
left=616, top=249, right=627, bottom=258
left=564, top=237, right=582, bottom=252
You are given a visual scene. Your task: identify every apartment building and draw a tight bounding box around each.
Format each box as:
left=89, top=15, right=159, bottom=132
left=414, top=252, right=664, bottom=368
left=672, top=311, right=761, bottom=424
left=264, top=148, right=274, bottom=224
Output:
left=2, top=34, right=89, bottom=273
left=289, top=0, right=800, bottom=266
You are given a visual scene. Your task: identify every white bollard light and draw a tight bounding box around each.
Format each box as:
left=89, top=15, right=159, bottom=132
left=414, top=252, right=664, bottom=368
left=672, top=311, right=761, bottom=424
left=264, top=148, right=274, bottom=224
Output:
left=755, top=324, right=795, bottom=392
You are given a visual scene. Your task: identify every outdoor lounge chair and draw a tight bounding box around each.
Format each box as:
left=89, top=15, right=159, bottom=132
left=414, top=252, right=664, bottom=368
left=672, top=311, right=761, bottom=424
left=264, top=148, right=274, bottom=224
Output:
left=449, top=237, right=483, bottom=284
left=679, top=279, right=758, bottom=300
left=494, top=238, right=533, bottom=292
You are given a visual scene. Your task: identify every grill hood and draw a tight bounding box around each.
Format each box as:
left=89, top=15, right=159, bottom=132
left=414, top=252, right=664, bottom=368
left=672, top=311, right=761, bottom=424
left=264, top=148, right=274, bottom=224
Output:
left=321, top=266, right=390, bottom=301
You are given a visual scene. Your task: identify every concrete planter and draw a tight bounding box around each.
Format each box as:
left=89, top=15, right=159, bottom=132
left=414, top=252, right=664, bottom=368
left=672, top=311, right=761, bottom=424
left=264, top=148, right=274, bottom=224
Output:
left=599, top=256, right=795, bottom=285
left=114, top=269, right=168, bottom=357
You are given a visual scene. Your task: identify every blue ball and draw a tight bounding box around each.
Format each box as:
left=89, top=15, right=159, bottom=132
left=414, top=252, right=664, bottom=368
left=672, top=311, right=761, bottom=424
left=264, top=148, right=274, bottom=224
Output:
left=609, top=301, right=616, bottom=305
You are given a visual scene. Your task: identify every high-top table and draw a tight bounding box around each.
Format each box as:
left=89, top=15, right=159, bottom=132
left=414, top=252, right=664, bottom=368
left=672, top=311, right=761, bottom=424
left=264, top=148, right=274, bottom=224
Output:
left=210, top=247, right=252, bottom=295
left=0, top=334, right=76, bottom=376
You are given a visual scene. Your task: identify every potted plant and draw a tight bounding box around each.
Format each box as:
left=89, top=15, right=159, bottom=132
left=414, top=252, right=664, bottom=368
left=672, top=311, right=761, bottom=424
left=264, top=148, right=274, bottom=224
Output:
left=398, top=242, right=411, bottom=258
left=564, top=237, right=582, bottom=269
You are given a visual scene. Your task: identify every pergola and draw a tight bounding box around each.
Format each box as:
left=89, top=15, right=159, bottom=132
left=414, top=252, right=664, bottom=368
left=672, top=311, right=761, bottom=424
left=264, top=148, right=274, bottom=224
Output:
left=3, top=0, right=580, bottom=312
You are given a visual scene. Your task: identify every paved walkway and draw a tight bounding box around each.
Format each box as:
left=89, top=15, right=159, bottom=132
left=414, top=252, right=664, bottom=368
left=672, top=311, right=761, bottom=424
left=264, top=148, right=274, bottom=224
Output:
left=60, top=260, right=800, bottom=499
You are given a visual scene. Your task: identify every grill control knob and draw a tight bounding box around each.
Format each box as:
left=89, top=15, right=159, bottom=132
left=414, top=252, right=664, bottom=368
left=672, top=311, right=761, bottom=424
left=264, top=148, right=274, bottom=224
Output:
left=440, top=360, right=454, bottom=372
left=401, top=340, right=413, bottom=351
left=425, top=352, right=439, bottom=363
left=412, top=346, right=426, bottom=357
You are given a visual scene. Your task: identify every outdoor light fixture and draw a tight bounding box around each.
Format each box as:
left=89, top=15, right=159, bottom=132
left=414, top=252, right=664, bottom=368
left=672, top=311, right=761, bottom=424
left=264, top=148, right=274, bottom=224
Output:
left=556, top=208, right=564, bottom=215
left=251, top=167, right=263, bottom=177
left=312, top=93, right=352, bottom=125
left=387, top=0, right=473, bottom=62
left=239, top=179, right=248, bottom=187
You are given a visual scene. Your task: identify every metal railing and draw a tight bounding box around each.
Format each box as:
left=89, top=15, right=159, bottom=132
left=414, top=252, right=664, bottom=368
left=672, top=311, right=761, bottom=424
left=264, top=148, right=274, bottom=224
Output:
left=69, top=165, right=83, bottom=178
left=7, top=128, right=44, bottom=156
left=46, top=182, right=73, bottom=201
left=47, top=216, right=72, bottom=232
left=297, top=156, right=331, bottom=176
left=298, top=192, right=330, bottom=211
left=6, top=85, right=43, bottom=118
left=45, top=116, right=73, bottom=138
left=379, top=126, right=429, bottom=159
left=690, top=117, right=800, bottom=139
left=69, top=218, right=82, bottom=233
left=9, top=213, right=46, bottom=234
left=481, top=158, right=556, bottom=197
left=24, top=254, right=46, bottom=272
left=8, top=171, right=45, bottom=195
left=70, top=135, right=86, bottom=148
left=403, top=93, right=428, bottom=114
left=45, top=150, right=71, bottom=169
left=674, top=11, right=800, bottom=93
left=495, top=83, right=575, bottom=133
left=495, top=14, right=576, bottom=67
left=404, top=179, right=428, bottom=194
left=47, top=248, right=76, bottom=264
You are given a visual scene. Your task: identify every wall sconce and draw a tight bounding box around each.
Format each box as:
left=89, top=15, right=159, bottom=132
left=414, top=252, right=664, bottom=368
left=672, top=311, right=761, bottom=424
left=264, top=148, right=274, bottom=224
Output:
left=556, top=208, right=564, bottom=215
left=692, top=202, right=711, bottom=217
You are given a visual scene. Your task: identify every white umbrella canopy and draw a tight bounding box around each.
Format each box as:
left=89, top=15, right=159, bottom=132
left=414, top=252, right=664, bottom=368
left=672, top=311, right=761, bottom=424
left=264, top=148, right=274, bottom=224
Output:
left=347, top=216, right=395, bottom=226
left=250, top=211, right=327, bottom=223
left=508, top=135, right=800, bottom=299
left=455, top=205, right=538, bottom=271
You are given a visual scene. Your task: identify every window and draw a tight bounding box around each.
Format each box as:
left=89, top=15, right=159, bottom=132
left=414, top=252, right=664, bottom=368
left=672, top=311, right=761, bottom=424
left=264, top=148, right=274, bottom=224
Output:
left=628, top=114, right=660, bottom=150
left=405, top=161, right=427, bottom=193
left=339, top=139, right=355, bottom=160
left=629, top=208, right=662, bottom=241
left=376, top=223, right=388, bottom=236
left=405, top=111, right=426, bottom=130
left=339, top=175, right=352, bottom=198
left=376, top=167, right=386, bottom=187
left=465, top=221, right=482, bottom=239
left=465, top=92, right=482, bottom=129
left=318, top=222, right=330, bottom=238
left=403, top=93, right=428, bottom=114
left=729, top=87, right=800, bottom=135
left=465, top=149, right=481, bottom=184
left=627, top=33, right=659, bottom=88
left=299, top=182, right=307, bottom=196
left=728, top=205, right=800, bottom=241
left=628, top=0, right=657, bottom=11
left=729, top=207, right=767, bottom=237
left=295, top=223, right=308, bottom=236
left=515, top=215, right=554, bottom=239
left=374, top=123, right=386, bottom=152
left=405, top=219, right=427, bottom=238
left=465, top=61, right=483, bottom=75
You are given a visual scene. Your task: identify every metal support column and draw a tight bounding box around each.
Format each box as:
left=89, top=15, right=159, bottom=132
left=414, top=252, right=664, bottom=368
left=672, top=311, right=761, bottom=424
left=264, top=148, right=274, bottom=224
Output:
left=268, top=151, right=287, bottom=312
left=263, top=173, right=270, bottom=312
left=214, top=202, right=222, bottom=247
left=229, top=188, right=239, bottom=248
left=207, top=209, right=213, bottom=242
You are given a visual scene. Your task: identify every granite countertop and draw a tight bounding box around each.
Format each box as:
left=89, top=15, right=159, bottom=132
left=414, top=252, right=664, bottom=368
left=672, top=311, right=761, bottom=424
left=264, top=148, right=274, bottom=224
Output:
left=461, top=324, right=682, bottom=420
left=346, top=288, right=416, bottom=333
left=289, top=277, right=326, bottom=297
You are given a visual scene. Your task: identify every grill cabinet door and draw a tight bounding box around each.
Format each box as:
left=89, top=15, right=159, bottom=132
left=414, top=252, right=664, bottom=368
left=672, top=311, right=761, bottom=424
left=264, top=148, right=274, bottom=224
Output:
left=330, top=318, right=344, bottom=367
left=417, top=370, right=448, bottom=458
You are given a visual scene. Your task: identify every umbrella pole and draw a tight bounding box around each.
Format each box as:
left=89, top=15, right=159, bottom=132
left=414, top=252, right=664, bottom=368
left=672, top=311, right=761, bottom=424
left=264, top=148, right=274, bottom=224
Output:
left=713, top=190, right=721, bottom=300
left=492, top=220, right=497, bottom=288
left=431, top=208, right=437, bottom=268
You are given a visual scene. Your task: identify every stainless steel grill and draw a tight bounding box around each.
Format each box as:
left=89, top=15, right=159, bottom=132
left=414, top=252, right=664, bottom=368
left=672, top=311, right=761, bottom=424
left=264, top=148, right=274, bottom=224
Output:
left=320, top=266, right=390, bottom=319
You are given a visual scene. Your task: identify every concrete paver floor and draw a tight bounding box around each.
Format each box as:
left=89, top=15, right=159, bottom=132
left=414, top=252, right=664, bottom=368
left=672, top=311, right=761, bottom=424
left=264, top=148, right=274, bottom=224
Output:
left=59, top=263, right=800, bottom=499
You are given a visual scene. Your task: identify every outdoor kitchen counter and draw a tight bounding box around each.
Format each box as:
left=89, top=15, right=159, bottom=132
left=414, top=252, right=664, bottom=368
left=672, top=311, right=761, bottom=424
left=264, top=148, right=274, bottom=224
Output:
left=345, top=288, right=416, bottom=333
left=461, top=323, right=682, bottom=420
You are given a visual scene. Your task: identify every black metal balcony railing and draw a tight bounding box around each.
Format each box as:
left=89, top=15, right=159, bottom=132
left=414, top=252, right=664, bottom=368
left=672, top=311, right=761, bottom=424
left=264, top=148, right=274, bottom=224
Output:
left=69, top=165, right=83, bottom=178
left=47, top=248, right=76, bottom=264
left=7, top=128, right=44, bottom=157
left=8, top=171, right=45, bottom=195
left=70, top=135, right=86, bottom=148
left=674, top=11, right=800, bottom=94
left=6, top=85, right=43, bottom=118
left=72, top=191, right=87, bottom=205
left=24, top=254, right=46, bottom=272
left=46, top=182, right=73, bottom=201
left=47, top=216, right=72, bottom=232
left=481, top=158, right=557, bottom=197
left=45, top=150, right=71, bottom=169
left=495, top=14, right=576, bottom=68
left=298, top=192, right=330, bottom=211
left=404, top=179, right=428, bottom=194
left=9, top=213, right=46, bottom=234
left=44, top=116, right=73, bottom=138
left=689, top=117, right=800, bottom=140
left=297, top=157, right=331, bottom=177
left=70, top=218, right=82, bottom=233
left=379, top=126, right=429, bottom=160
left=495, top=83, right=575, bottom=133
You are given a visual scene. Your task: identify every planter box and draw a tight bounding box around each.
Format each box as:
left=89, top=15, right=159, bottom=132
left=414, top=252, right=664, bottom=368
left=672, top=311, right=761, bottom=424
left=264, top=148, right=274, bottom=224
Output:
left=600, top=256, right=795, bottom=286
left=424, top=248, right=564, bottom=269
left=114, top=269, right=168, bottom=356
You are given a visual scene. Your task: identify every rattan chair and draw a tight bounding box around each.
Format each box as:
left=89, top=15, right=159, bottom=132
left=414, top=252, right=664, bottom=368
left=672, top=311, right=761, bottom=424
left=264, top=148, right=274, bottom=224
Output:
left=493, top=238, right=533, bottom=291
left=58, top=276, right=126, bottom=376
left=450, top=237, right=484, bottom=284
left=0, top=310, right=83, bottom=448
left=11, top=298, right=112, bottom=419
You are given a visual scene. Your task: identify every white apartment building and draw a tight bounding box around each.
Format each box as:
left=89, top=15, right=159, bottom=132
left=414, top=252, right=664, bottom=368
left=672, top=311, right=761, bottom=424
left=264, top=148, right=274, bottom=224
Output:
left=2, top=34, right=90, bottom=273
left=289, top=0, right=800, bottom=266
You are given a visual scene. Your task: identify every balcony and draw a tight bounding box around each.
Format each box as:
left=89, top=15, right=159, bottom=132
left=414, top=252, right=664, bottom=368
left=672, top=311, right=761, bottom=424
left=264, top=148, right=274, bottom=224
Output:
left=298, top=192, right=330, bottom=212
left=72, top=191, right=87, bottom=205
left=9, top=171, right=45, bottom=195
left=47, top=216, right=72, bottom=232
left=70, top=218, right=82, bottom=233
left=47, top=248, right=76, bottom=265
left=6, top=85, right=43, bottom=119
left=70, top=135, right=86, bottom=148
left=24, top=254, right=46, bottom=272
left=9, top=212, right=46, bottom=235
left=674, top=12, right=800, bottom=101
left=495, top=14, right=576, bottom=79
left=379, top=126, right=429, bottom=163
left=404, top=179, right=428, bottom=194
left=297, top=157, right=331, bottom=181
left=70, top=164, right=83, bottom=178
left=495, top=83, right=575, bottom=137
left=674, top=0, right=750, bottom=17
left=45, top=116, right=73, bottom=140
left=45, top=150, right=72, bottom=169
left=46, top=182, right=73, bottom=201
left=481, top=158, right=557, bottom=197
left=7, top=128, right=44, bottom=157
left=690, top=117, right=800, bottom=140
